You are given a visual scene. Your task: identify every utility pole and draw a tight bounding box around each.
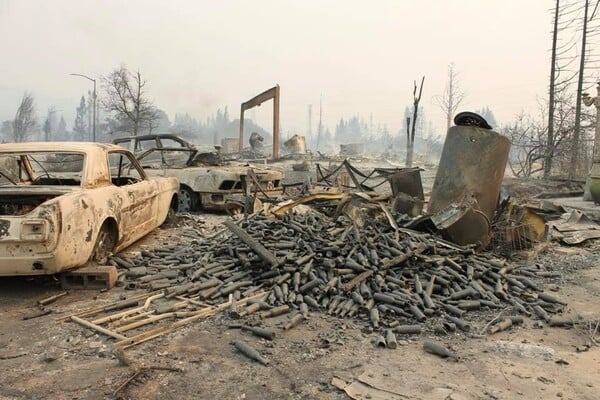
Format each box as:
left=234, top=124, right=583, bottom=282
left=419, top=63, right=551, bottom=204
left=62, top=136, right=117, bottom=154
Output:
left=71, top=73, right=96, bottom=142
left=307, top=104, right=312, bottom=148
left=570, top=0, right=589, bottom=179
left=446, top=70, right=453, bottom=131
left=545, top=0, right=560, bottom=179
left=316, top=95, right=323, bottom=152
left=87, top=90, right=92, bottom=140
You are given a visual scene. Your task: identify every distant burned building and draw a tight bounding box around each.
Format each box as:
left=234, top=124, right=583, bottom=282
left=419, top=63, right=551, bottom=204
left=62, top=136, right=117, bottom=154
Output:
left=340, top=143, right=365, bottom=157
left=283, top=134, right=307, bottom=154
left=220, top=138, right=240, bottom=154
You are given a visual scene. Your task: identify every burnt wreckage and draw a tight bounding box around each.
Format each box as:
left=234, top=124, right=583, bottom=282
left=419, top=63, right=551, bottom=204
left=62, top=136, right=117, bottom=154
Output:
left=0, top=142, right=178, bottom=275
left=113, top=134, right=284, bottom=212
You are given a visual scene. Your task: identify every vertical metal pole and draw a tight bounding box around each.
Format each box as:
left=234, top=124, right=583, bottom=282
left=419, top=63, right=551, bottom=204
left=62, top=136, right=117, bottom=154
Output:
left=92, top=79, right=97, bottom=142
left=307, top=104, right=312, bottom=148
left=273, top=85, right=280, bottom=159
left=316, top=95, right=322, bottom=151
left=242, top=173, right=251, bottom=217
left=88, top=91, right=92, bottom=142
left=545, top=0, right=559, bottom=179
left=70, top=74, right=97, bottom=142
left=239, top=107, right=245, bottom=153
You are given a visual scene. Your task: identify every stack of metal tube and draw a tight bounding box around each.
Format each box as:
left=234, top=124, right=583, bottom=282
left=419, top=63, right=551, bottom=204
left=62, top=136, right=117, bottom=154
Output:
left=110, top=208, right=566, bottom=335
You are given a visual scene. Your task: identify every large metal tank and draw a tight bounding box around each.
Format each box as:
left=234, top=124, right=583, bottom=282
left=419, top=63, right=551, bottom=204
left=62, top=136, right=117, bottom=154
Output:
left=428, top=125, right=511, bottom=246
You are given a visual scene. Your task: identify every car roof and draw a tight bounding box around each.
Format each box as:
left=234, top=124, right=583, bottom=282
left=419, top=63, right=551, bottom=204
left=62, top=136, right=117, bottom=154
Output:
left=0, top=142, right=138, bottom=188
left=114, top=135, right=219, bottom=154
left=113, top=134, right=193, bottom=146
left=0, top=142, right=125, bottom=153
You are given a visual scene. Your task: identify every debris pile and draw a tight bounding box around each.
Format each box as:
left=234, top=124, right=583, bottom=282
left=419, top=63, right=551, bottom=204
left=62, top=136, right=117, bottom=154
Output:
left=108, top=199, right=567, bottom=340
left=76, top=125, right=580, bottom=347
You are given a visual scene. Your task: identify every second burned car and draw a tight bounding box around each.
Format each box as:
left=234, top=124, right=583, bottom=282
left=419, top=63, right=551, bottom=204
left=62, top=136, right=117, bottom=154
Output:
left=113, top=134, right=284, bottom=212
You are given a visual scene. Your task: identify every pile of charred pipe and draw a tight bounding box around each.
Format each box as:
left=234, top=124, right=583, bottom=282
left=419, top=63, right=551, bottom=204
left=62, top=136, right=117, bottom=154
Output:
left=110, top=207, right=568, bottom=341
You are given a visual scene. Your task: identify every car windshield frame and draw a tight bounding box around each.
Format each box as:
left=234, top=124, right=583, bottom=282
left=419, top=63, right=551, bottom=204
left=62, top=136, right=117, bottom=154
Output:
left=0, top=151, right=87, bottom=187
left=136, top=147, right=197, bottom=168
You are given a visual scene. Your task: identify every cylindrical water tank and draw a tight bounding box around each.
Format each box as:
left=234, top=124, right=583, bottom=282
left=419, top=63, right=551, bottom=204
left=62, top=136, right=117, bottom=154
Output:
left=428, top=125, right=511, bottom=245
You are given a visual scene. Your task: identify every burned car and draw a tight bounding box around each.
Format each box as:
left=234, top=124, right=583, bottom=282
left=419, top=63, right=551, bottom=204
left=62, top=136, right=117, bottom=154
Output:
left=0, top=142, right=178, bottom=276
left=113, top=134, right=284, bottom=212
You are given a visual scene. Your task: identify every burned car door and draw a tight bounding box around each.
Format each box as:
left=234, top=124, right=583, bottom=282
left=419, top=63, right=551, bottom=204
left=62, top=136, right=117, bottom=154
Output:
left=107, top=151, right=158, bottom=243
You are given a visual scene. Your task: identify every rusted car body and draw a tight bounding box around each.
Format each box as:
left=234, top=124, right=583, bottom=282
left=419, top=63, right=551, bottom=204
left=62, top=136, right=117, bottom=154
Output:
left=0, top=142, right=178, bottom=276
left=113, top=135, right=284, bottom=212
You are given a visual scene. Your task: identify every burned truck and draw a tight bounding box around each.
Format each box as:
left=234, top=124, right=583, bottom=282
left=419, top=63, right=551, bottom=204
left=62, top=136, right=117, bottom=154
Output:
left=113, top=134, right=284, bottom=212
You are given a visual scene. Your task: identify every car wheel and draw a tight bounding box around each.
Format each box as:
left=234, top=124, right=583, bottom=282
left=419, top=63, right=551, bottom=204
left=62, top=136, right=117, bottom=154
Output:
left=91, top=224, right=117, bottom=263
left=178, top=187, right=197, bottom=212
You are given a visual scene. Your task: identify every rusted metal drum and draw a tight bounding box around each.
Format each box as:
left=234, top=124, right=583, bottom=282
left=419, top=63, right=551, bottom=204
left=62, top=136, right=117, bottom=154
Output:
left=389, top=167, right=424, bottom=200
left=389, top=168, right=425, bottom=216
left=427, top=125, right=511, bottom=246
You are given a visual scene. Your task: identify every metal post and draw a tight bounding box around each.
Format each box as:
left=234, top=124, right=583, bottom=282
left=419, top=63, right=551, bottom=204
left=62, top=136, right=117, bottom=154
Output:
left=239, top=108, right=245, bottom=153
left=92, top=79, right=97, bottom=142
left=273, top=85, right=280, bottom=159
left=71, top=73, right=97, bottom=142
left=87, top=91, right=92, bottom=141
left=239, top=85, right=279, bottom=159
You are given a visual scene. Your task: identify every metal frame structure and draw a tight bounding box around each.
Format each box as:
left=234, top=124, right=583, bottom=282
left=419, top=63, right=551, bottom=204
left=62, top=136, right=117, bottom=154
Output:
left=238, top=85, right=280, bottom=159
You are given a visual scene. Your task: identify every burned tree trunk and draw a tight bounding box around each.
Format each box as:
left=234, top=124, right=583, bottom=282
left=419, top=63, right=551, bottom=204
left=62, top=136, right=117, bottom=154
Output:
left=406, top=77, right=425, bottom=168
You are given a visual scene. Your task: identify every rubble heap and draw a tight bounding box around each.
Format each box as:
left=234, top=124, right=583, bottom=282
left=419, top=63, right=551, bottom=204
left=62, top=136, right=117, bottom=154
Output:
left=109, top=203, right=566, bottom=336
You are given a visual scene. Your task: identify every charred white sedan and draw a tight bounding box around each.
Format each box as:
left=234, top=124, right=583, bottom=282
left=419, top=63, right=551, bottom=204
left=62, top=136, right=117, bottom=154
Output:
left=113, top=135, right=284, bottom=212
left=0, top=142, right=178, bottom=275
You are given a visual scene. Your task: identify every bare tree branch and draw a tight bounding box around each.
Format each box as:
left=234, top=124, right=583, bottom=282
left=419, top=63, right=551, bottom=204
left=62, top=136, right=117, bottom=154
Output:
left=434, top=63, right=465, bottom=132
left=101, top=65, right=158, bottom=137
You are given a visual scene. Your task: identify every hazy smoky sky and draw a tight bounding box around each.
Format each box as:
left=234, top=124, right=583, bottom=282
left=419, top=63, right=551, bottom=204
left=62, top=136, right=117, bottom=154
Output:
left=0, top=0, right=551, bottom=138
